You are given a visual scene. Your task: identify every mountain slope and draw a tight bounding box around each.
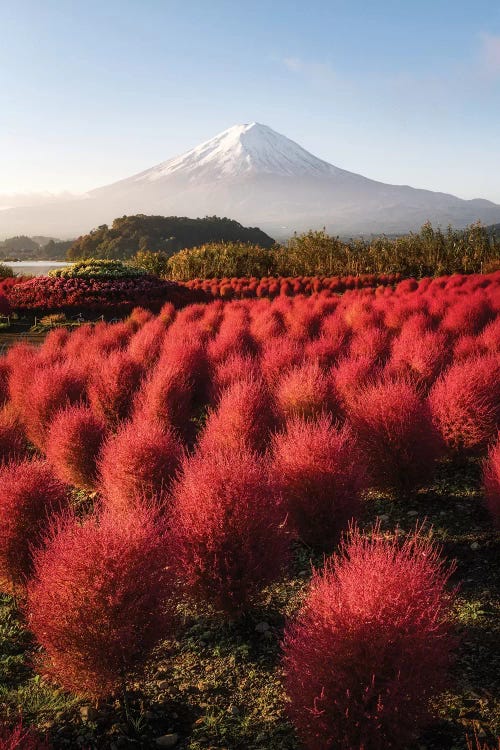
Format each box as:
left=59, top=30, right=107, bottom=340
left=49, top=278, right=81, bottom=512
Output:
left=2, top=122, right=500, bottom=238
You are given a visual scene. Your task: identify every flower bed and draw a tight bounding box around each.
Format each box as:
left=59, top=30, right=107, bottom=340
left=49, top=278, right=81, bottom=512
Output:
left=5, top=275, right=201, bottom=316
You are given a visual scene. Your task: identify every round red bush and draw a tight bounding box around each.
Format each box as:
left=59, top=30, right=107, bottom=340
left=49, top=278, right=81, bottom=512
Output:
left=0, top=460, right=70, bottom=593
left=99, top=413, right=184, bottom=512
left=271, top=415, right=367, bottom=551
left=46, top=405, right=107, bottom=490
left=19, top=362, right=87, bottom=451
left=0, top=408, right=29, bottom=465
left=348, top=378, right=443, bottom=493
left=27, top=502, right=176, bottom=699
left=199, top=377, right=276, bottom=454
left=88, top=351, right=143, bottom=428
left=282, top=526, right=456, bottom=750
left=275, top=360, right=338, bottom=421
left=172, top=447, right=289, bottom=617
left=429, top=354, right=500, bottom=454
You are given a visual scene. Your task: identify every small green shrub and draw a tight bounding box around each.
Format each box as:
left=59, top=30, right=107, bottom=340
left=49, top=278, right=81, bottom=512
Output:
left=49, top=258, right=147, bottom=279
left=0, top=263, right=14, bottom=279
left=130, top=250, right=170, bottom=277
left=167, top=242, right=276, bottom=280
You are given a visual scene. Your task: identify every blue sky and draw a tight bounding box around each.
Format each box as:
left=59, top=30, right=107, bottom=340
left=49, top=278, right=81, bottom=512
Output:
left=1, top=0, right=500, bottom=201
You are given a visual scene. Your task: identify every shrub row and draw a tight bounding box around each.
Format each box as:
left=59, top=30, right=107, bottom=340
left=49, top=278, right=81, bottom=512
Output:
left=179, top=272, right=401, bottom=299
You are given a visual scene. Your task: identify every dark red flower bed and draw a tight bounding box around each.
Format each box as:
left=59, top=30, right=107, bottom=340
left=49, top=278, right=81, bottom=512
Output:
left=4, top=275, right=203, bottom=316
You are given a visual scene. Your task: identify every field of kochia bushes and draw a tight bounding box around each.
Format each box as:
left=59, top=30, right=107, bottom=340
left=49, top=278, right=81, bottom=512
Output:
left=0, top=271, right=499, bottom=749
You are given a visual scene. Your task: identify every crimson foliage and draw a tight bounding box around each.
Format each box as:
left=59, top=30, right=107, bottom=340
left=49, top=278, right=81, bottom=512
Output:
left=88, top=351, right=143, bottom=427
left=99, top=413, right=183, bottom=512
left=199, top=377, right=276, bottom=454
left=27, top=502, right=176, bottom=699
left=46, top=404, right=107, bottom=490
left=172, top=447, right=289, bottom=617
left=0, top=408, right=29, bottom=465
left=0, top=720, right=49, bottom=750
left=19, top=362, right=87, bottom=451
left=272, top=415, right=367, bottom=550
left=430, top=355, right=500, bottom=454
left=348, top=378, right=443, bottom=493
left=282, top=526, right=456, bottom=750
left=0, top=460, right=69, bottom=593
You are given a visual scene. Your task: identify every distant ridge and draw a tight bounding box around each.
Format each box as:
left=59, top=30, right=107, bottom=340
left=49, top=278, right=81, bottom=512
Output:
left=2, top=122, right=500, bottom=238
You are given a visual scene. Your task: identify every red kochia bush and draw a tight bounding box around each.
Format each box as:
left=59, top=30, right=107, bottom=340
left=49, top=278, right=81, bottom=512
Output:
left=275, top=360, right=337, bottom=421
left=282, top=526, right=456, bottom=750
left=348, top=378, right=443, bottom=493
left=429, top=354, right=500, bottom=454
left=99, top=414, right=183, bottom=513
left=484, top=436, right=500, bottom=528
left=271, top=416, right=367, bottom=551
left=0, top=408, right=29, bottom=465
left=20, top=362, right=87, bottom=451
left=138, top=334, right=209, bottom=442
left=172, top=447, right=289, bottom=617
left=333, top=355, right=380, bottom=411
left=210, top=351, right=259, bottom=399
left=27, top=502, right=176, bottom=699
left=0, top=460, right=69, bottom=593
left=88, top=351, right=143, bottom=428
left=46, top=405, right=107, bottom=490
left=199, top=377, right=276, bottom=454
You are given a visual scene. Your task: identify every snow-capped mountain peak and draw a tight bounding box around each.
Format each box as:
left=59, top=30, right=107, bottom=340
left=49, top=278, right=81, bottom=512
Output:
left=2, top=121, right=500, bottom=238
left=132, top=122, right=338, bottom=182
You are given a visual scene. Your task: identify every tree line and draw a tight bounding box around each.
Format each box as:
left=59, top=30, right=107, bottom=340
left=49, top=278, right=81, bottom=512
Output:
left=164, top=222, right=500, bottom=280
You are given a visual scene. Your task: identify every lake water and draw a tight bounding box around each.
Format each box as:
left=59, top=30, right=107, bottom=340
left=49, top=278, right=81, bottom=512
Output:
left=5, top=261, right=69, bottom=277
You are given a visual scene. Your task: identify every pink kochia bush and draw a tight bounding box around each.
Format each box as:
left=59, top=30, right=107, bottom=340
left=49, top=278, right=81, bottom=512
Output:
left=99, top=414, right=184, bottom=513
left=282, top=526, right=456, bottom=750
left=271, top=415, right=367, bottom=551
left=172, top=447, right=289, bottom=617
left=27, top=502, right=176, bottom=699
left=46, top=405, right=107, bottom=490
left=484, top=436, right=500, bottom=527
left=430, top=354, right=500, bottom=454
left=0, top=460, right=69, bottom=593
left=348, top=378, right=443, bottom=493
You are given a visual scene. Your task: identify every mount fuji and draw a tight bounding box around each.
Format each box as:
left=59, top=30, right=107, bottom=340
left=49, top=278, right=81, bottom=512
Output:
left=2, top=122, right=500, bottom=239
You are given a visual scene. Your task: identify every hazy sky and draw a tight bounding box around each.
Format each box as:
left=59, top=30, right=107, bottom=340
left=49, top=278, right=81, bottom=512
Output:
left=1, top=0, right=500, bottom=201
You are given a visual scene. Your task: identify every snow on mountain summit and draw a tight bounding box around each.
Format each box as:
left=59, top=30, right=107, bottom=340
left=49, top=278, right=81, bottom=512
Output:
left=132, top=122, right=339, bottom=182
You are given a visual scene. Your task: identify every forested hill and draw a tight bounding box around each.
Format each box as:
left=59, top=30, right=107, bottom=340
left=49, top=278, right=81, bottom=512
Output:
left=67, top=215, right=275, bottom=260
